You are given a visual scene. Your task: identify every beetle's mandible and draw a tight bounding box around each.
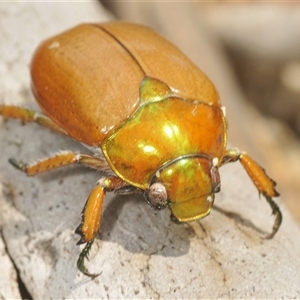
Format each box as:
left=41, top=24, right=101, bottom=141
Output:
left=0, top=22, right=282, bottom=278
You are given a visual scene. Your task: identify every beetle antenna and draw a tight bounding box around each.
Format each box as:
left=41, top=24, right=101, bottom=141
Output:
left=77, top=240, right=101, bottom=279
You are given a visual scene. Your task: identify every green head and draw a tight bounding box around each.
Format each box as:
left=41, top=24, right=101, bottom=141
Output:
left=145, top=155, right=221, bottom=222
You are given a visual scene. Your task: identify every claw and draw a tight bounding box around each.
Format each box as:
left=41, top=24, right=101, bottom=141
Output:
left=8, top=158, right=27, bottom=171
left=263, top=195, right=282, bottom=239
left=77, top=240, right=101, bottom=279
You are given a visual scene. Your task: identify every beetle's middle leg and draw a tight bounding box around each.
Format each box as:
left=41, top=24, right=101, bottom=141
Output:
left=221, top=149, right=282, bottom=238
left=10, top=149, right=128, bottom=277
left=9, top=151, right=111, bottom=176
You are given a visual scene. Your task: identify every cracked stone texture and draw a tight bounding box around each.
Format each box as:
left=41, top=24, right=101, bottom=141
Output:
left=1, top=2, right=300, bottom=299
left=0, top=230, right=21, bottom=299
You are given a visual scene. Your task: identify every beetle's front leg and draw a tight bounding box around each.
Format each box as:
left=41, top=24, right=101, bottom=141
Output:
left=221, top=149, right=282, bottom=238
left=75, top=177, right=125, bottom=278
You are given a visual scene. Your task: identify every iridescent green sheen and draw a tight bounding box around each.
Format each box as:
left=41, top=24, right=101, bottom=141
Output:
left=159, top=157, right=214, bottom=221
left=102, top=96, right=226, bottom=189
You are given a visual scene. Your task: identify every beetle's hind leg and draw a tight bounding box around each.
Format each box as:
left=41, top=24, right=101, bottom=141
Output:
left=0, top=105, right=67, bottom=136
left=221, top=149, right=282, bottom=238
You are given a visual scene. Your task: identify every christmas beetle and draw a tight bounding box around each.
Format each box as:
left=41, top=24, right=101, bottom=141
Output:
left=0, top=22, right=282, bottom=278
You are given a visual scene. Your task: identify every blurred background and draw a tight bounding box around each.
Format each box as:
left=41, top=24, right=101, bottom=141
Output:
left=101, top=1, right=300, bottom=224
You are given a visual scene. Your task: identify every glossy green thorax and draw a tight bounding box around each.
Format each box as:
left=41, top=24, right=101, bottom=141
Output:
left=102, top=77, right=227, bottom=190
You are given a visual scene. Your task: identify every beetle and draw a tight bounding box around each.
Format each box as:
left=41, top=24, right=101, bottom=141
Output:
left=0, top=22, right=282, bottom=278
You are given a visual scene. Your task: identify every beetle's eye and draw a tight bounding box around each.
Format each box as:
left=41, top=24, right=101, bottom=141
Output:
left=146, top=182, right=168, bottom=210
left=211, top=166, right=221, bottom=193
